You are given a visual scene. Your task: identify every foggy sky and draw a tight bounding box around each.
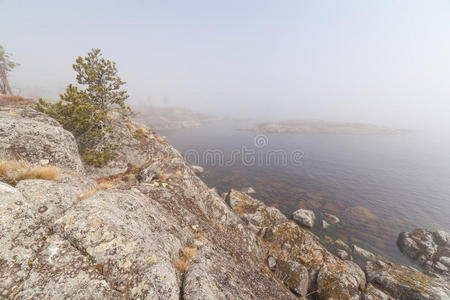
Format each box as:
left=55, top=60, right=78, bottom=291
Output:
left=2, top=0, right=450, bottom=130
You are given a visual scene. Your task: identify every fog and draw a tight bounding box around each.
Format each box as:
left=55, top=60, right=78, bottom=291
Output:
left=2, top=0, right=450, bottom=131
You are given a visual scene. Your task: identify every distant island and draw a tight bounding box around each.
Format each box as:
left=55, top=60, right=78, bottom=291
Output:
left=133, top=105, right=218, bottom=131
left=242, top=120, right=409, bottom=134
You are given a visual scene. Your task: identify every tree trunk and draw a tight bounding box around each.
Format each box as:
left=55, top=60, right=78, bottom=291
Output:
left=0, top=67, right=13, bottom=95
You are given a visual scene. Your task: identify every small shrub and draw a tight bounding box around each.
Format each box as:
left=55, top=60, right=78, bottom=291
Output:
left=133, top=127, right=147, bottom=139
left=36, top=94, right=118, bottom=167
left=81, top=145, right=118, bottom=167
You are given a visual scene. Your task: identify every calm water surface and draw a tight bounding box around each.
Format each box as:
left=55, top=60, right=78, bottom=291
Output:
left=163, top=120, right=450, bottom=264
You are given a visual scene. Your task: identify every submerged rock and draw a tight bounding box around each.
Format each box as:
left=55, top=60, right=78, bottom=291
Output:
left=336, top=239, right=351, bottom=251
left=345, top=206, right=378, bottom=222
left=397, top=229, right=450, bottom=276
left=322, top=220, right=330, bottom=229
left=240, top=186, right=256, bottom=194
left=291, top=208, right=316, bottom=228
left=323, top=212, right=340, bottom=224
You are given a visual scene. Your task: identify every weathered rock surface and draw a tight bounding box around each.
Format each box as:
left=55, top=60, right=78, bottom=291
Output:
left=317, top=260, right=366, bottom=300
left=353, top=244, right=377, bottom=261
left=227, top=193, right=369, bottom=299
left=0, top=105, right=84, bottom=173
left=291, top=208, right=316, bottom=228
left=226, top=189, right=287, bottom=231
left=226, top=188, right=450, bottom=299
left=337, top=249, right=350, bottom=260
left=0, top=177, right=95, bottom=298
left=267, top=255, right=277, bottom=269
left=274, top=259, right=309, bottom=296
left=363, top=284, right=394, bottom=300
left=398, top=229, right=450, bottom=276
left=366, top=260, right=450, bottom=299
left=20, top=235, right=121, bottom=299
left=190, top=164, right=204, bottom=174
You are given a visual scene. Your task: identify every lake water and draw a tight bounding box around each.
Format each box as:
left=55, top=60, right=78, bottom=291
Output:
left=163, top=120, right=450, bottom=264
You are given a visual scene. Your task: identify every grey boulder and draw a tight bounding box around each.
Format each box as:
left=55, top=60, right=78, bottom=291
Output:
left=291, top=209, right=316, bottom=228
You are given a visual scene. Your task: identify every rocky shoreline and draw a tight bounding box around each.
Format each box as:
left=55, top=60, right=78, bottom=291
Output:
left=398, top=229, right=450, bottom=275
left=242, top=120, right=408, bottom=135
left=132, top=105, right=219, bottom=132
left=1, top=102, right=449, bottom=299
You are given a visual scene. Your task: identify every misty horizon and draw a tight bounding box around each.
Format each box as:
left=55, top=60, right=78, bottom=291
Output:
left=2, top=0, right=450, bottom=131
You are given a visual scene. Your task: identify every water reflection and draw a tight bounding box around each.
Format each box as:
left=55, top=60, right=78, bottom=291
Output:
left=163, top=120, right=450, bottom=264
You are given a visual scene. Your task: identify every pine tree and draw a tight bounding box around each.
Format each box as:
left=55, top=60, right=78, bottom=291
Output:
left=73, top=48, right=129, bottom=113
left=37, top=49, right=131, bottom=166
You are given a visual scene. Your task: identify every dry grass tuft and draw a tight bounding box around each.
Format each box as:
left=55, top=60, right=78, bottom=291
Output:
left=0, top=160, right=58, bottom=184
left=78, top=188, right=97, bottom=201
left=173, top=170, right=183, bottom=178
left=96, top=182, right=114, bottom=190
left=157, top=171, right=169, bottom=181
left=0, top=162, right=6, bottom=177
left=78, top=182, right=114, bottom=202
left=126, top=122, right=136, bottom=132
left=135, top=127, right=147, bottom=135
left=194, top=230, right=204, bottom=241
left=15, top=166, right=59, bottom=181
left=174, top=258, right=190, bottom=272
left=174, top=246, right=198, bottom=273
left=155, top=135, right=165, bottom=143
left=182, top=247, right=197, bottom=260
left=133, top=126, right=149, bottom=143
left=0, top=160, right=26, bottom=176
left=0, top=94, right=30, bottom=106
